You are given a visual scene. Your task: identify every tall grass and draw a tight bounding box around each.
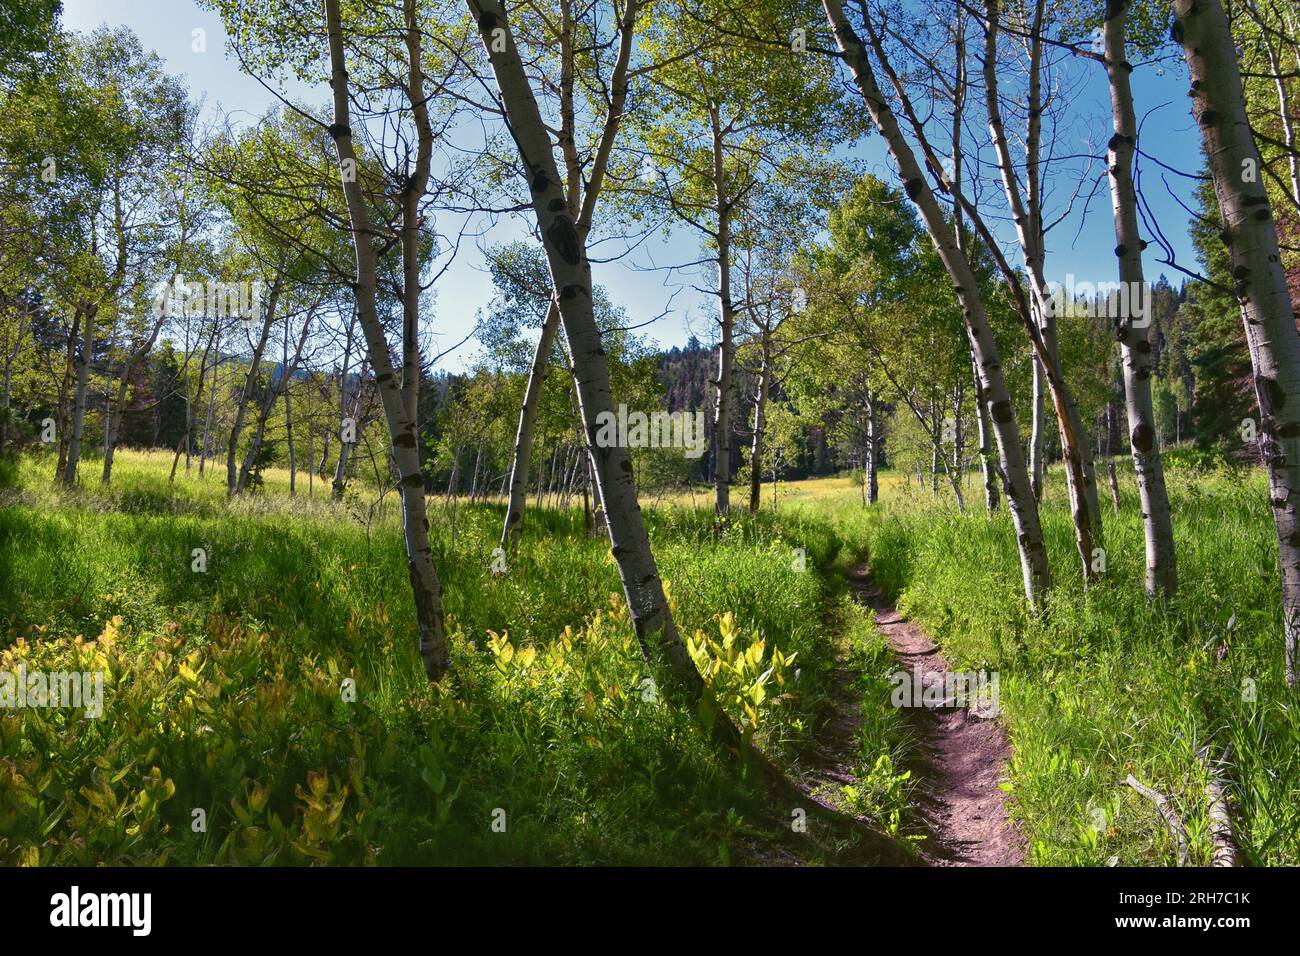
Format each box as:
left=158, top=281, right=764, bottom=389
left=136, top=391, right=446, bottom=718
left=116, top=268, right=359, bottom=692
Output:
left=7, top=449, right=1287, bottom=865
left=0, top=449, right=910, bottom=865
left=860, top=460, right=1300, bottom=865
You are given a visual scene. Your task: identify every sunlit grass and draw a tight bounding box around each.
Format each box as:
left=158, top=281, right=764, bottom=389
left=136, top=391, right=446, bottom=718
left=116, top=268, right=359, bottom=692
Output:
left=3, top=445, right=1291, bottom=865
left=0, top=447, right=911, bottom=865
left=860, top=457, right=1299, bottom=866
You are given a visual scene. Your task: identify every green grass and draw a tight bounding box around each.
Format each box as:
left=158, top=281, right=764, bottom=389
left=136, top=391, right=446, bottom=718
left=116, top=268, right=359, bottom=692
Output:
left=0, top=448, right=911, bottom=865
left=859, top=458, right=1300, bottom=866
left=4, top=447, right=1293, bottom=866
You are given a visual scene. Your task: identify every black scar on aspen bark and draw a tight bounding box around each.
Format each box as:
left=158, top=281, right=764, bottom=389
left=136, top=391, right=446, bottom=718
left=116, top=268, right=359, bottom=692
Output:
left=1263, top=375, right=1286, bottom=410
left=547, top=217, right=581, bottom=265
left=1198, top=109, right=1219, bottom=126
left=547, top=198, right=565, bottom=211
left=393, top=431, right=417, bottom=448
left=560, top=283, right=588, bottom=299
left=904, top=179, right=923, bottom=199
left=1115, top=244, right=1126, bottom=257
left=620, top=458, right=633, bottom=473
left=991, top=399, right=1014, bottom=423
left=327, top=123, right=350, bottom=139
left=401, top=473, right=424, bottom=488
left=1131, top=422, right=1155, bottom=453
left=531, top=173, right=550, bottom=193
left=478, top=11, right=497, bottom=33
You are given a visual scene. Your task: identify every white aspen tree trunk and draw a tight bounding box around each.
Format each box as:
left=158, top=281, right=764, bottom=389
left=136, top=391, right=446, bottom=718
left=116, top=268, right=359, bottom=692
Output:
left=500, top=0, right=638, bottom=550
left=953, top=382, right=965, bottom=471
left=929, top=393, right=939, bottom=494
left=307, top=411, right=314, bottom=498
left=285, top=385, right=296, bottom=493
left=54, top=308, right=79, bottom=480
left=1105, top=395, right=1122, bottom=512
left=568, top=444, right=582, bottom=504
left=284, top=318, right=296, bottom=495
left=748, top=332, right=770, bottom=513
left=824, top=0, right=1051, bottom=605
left=866, top=391, right=879, bottom=505
left=550, top=444, right=563, bottom=503
left=227, top=280, right=281, bottom=495
left=772, top=449, right=779, bottom=512
left=971, top=344, right=999, bottom=512
left=1174, top=0, right=1300, bottom=684
left=62, top=302, right=96, bottom=485
left=984, top=0, right=1102, bottom=581
left=199, top=325, right=220, bottom=477
left=172, top=322, right=218, bottom=483
left=325, top=0, right=449, bottom=681
left=557, top=445, right=570, bottom=506
left=1245, top=0, right=1300, bottom=207
left=582, top=450, right=594, bottom=532
left=502, top=300, right=561, bottom=539
left=87, top=186, right=133, bottom=485
left=469, top=444, right=483, bottom=502
left=468, top=0, right=724, bottom=711
left=1104, top=0, right=1177, bottom=597
left=445, top=450, right=459, bottom=502
left=102, top=360, right=128, bottom=484
left=558, top=446, right=570, bottom=506
left=332, top=322, right=357, bottom=499
left=333, top=388, right=362, bottom=499
left=100, top=323, right=119, bottom=465
left=1030, top=351, right=1046, bottom=500
left=237, top=310, right=310, bottom=494
left=710, top=102, right=735, bottom=517
left=547, top=443, right=560, bottom=507
left=946, top=27, right=999, bottom=518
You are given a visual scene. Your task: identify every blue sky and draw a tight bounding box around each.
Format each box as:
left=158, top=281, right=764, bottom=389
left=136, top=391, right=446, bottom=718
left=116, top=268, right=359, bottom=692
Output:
left=64, top=0, right=1202, bottom=372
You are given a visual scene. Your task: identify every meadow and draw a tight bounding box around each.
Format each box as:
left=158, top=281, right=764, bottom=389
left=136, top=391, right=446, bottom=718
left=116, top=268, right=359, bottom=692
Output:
left=0, top=449, right=915, bottom=865
left=0, top=448, right=1294, bottom=865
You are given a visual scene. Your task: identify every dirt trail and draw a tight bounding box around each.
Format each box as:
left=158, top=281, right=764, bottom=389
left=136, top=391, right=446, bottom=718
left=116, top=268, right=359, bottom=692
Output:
left=848, top=564, right=1024, bottom=867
